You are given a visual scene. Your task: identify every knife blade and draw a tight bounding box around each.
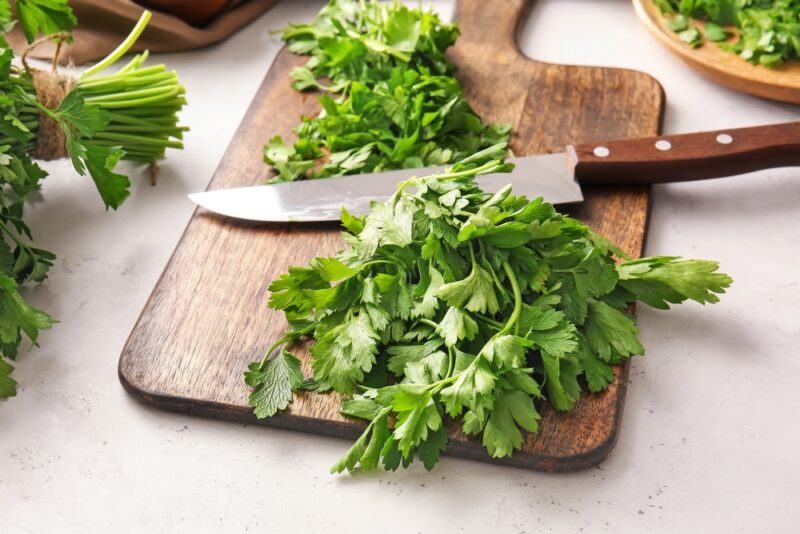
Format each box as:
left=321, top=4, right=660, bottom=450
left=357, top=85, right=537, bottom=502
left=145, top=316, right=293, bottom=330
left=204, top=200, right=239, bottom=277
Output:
left=189, top=153, right=580, bottom=223
left=190, top=121, right=800, bottom=222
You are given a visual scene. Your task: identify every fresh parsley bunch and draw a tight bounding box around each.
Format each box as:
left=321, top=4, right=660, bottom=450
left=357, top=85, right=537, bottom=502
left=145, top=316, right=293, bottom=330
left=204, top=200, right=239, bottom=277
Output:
left=0, top=1, right=186, bottom=398
left=247, top=144, right=732, bottom=473
left=264, top=0, right=510, bottom=182
left=656, top=0, right=800, bottom=67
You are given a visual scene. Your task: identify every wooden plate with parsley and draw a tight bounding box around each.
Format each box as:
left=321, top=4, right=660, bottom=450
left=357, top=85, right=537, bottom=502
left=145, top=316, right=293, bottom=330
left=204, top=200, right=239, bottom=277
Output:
left=633, top=0, right=800, bottom=104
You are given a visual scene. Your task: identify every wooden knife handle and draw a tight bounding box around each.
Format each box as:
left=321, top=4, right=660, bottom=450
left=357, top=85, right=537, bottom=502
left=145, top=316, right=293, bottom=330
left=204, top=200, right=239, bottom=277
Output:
left=567, top=121, right=800, bottom=185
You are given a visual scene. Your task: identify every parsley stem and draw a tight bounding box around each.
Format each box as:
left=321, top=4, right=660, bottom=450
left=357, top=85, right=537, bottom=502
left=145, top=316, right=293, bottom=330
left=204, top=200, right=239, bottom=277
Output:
left=0, top=220, right=27, bottom=250
left=433, top=160, right=504, bottom=182
left=92, top=132, right=183, bottom=148
left=419, top=318, right=439, bottom=330
left=85, top=85, right=179, bottom=102
left=475, top=314, right=503, bottom=329
left=444, top=346, right=453, bottom=378
left=258, top=335, right=293, bottom=371
left=468, top=242, right=477, bottom=266
left=498, top=261, right=522, bottom=337
left=359, top=259, right=396, bottom=269
left=81, top=11, right=153, bottom=79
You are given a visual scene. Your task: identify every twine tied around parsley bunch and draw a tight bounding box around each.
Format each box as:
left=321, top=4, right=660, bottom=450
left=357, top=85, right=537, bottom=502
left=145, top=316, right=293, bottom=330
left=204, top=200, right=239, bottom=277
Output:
left=21, top=31, right=74, bottom=161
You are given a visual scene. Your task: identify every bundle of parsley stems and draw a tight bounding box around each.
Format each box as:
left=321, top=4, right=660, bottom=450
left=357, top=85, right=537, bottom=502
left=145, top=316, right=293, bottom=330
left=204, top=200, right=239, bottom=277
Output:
left=3, top=11, right=186, bottom=163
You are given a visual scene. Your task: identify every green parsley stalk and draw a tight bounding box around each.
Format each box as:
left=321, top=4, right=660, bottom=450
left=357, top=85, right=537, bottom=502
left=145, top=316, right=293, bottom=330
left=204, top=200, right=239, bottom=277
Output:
left=245, top=144, right=732, bottom=474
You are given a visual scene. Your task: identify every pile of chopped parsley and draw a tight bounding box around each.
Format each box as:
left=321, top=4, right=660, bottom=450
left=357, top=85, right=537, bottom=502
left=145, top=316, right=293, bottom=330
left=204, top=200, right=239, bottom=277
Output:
left=263, top=0, right=510, bottom=182
left=655, top=0, right=800, bottom=67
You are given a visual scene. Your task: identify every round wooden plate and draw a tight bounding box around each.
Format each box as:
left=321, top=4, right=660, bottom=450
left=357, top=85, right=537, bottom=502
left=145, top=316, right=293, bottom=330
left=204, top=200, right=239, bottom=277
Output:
left=633, top=0, right=800, bottom=104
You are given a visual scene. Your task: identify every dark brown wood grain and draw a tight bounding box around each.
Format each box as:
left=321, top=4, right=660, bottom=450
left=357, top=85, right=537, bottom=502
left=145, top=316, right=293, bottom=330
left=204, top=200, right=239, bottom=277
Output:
left=119, top=0, right=664, bottom=472
left=570, top=121, right=800, bottom=185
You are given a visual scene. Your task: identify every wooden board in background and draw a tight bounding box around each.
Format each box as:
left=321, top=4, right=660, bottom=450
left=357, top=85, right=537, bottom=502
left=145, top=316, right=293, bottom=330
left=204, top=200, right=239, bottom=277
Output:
left=119, top=0, right=664, bottom=472
left=634, top=0, right=800, bottom=104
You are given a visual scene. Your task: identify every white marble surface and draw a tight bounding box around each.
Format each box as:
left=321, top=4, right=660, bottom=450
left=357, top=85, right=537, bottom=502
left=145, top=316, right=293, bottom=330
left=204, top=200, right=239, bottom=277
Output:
left=3, top=1, right=800, bottom=532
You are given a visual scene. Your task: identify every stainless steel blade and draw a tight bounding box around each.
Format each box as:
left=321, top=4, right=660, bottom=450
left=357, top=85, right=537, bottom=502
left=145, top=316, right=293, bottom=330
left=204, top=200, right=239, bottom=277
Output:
left=189, top=153, right=581, bottom=223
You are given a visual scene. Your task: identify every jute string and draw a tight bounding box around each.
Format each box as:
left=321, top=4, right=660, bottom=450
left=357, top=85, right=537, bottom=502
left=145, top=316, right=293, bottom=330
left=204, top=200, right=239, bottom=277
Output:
left=30, top=71, right=74, bottom=160
left=22, top=32, right=75, bottom=161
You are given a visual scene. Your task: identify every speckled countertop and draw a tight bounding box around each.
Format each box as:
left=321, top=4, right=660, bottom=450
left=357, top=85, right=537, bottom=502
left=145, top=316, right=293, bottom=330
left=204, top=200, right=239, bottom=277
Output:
left=3, top=1, right=799, bottom=532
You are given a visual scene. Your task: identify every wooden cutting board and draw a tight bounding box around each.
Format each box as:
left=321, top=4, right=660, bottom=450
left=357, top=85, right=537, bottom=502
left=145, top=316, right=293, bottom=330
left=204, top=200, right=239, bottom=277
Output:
left=119, top=0, right=664, bottom=472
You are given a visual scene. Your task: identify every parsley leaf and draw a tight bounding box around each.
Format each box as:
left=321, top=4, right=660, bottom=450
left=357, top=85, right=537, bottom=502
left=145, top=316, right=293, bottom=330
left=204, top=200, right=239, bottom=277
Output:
left=584, top=301, right=644, bottom=362
left=15, top=0, right=76, bottom=43
left=33, top=91, right=132, bottom=209
left=311, top=312, right=379, bottom=393
left=391, top=384, right=443, bottom=456
left=330, top=408, right=391, bottom=473
left=416, top=425, right=448, bottom=470
left=617, top=256, right=732, bottom=309
left=0, top=356, right=16, bottom=397
left=437, top=306, right=478, bottom=347
left=704, top=22, right=730, bottom=42
left=437, top=258, right=499, bottom=314
left=483, top=389, right=540, bottom=458
left=0, top=273, right=55, bottom=397
left=245, top=350, right=304, bottom=419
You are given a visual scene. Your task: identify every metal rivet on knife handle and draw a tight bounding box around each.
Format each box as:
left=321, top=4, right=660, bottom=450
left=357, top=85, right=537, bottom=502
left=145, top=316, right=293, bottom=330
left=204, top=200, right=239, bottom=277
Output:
left=570, top=121, right=800, bottom=185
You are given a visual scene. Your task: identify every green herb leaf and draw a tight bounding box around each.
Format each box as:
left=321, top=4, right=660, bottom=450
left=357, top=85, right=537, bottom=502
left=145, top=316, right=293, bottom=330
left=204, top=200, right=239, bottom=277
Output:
left=0, top=357, right=17, bottom=398
left=245, top=350, right=304, bottom=419
left=704, top=22, right=729, bottom=42
left=584, top=301, right=644, bottom=362
left=483, top=389, right=540, bottom=458
left=311, top=312, right=379, bottom=393
left=617, top=257, right=732, bottom=309
left=679, top=27, right=703, bottom=48
left=667, top=14, right=689, bottom=32
left=437, top=260, right=499, bottom=314
left=15, top=0, right=76, bottom=43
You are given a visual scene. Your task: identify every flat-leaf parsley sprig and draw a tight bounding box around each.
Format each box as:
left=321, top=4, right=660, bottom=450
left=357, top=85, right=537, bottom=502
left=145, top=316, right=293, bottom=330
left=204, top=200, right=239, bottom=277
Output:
left=245, top=144, right=732, bottom=473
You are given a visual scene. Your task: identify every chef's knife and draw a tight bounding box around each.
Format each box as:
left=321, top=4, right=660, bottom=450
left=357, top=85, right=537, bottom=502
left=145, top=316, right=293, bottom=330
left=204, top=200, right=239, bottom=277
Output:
left=189, top=121, right=800, bottom=222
